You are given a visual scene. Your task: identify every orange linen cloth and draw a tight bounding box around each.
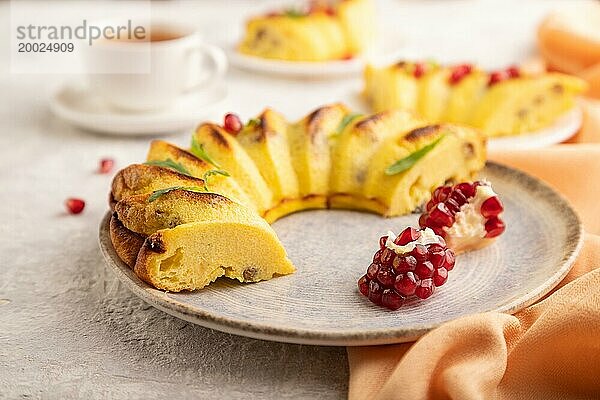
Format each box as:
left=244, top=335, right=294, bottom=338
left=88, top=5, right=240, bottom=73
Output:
left=347, top=100, right=600, bottom=400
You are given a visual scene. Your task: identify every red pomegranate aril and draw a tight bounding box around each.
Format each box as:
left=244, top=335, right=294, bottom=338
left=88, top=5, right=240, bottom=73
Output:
left=380, top=248, right=396, bottom=267
left=433, top=267, right=448, bottom=287
left=415, top=279, right=435, bottom=299
left=443, top=249, right=456, bottom=270
left=450, top=190, right=468, bottom=206
left=419, top=213, right=429, bottom=227
left=449, top=64, right=473, bottom=84
left=413, top=63, right=426, bottom=78
left=395, top=227, right=421, bottom=246
left=428, top=250, right=445, bottom=269
left=488, top=71, right=506, bottom=86
left=426, top=200, right=436, bottom=212
left=223, top=113, right=243, bottom=134
left=411, top=244, right=428, bottom=261
left=358, top=275, right=369, bottom=296
left=456, top=182, right=476, bottom=198
left=381, top=289, right=405, bottom=310
left=485, top=217, right=506, bottom=238
left=368, top=281, right=383, bottom=305
left=433, top=186, right=452, bottom=202
left=506, top=65, right=520, bottom=78
left=394, top=272, right=418, bottom=296
left=393, top=255, right=417, bottom=273
left=377, top=268, right=396, bottom=287
left=373, top=249, right=383, bottom=263
left=65, top=198, right=85, bottom=214
left=429, top=203, right=454, bottom=227
left=366, top=263, right=379, bottom=279
left=427, top=243, right=445, bottom=253
left=415, top=260, right=434, bottom=279
left=445, top=198, right=461, bottom=214
left=481, top=196, right=504, bottom=218
left=379, top=235, right=388, bottom=249
left=429, top=225, right=446, bottom=237
left=98, top=158, right=114, bottom=174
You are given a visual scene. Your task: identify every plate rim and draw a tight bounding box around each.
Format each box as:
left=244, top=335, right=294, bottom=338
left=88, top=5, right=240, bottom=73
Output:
left=98, top=161, right=583, bottom=346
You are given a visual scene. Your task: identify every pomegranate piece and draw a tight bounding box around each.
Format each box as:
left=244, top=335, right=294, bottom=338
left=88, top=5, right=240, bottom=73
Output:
left=419, top=181, right=506, bottom=253
left=449, top=64, right=473, bottom=85
left=98, top=158, right=114, bottom=174
left=413, top=63, right=426, bottom=78
left=223, top=113, right=243, bottom=134
left=488, top=65, right=521, bottom=86
left=65, top=198, right=85, bottom=214
left=357, top=227, right=454, bottom=310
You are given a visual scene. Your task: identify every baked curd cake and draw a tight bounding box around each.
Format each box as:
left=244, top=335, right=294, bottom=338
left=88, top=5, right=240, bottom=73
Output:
left=238, top=0, right=376, bottom=62
left=109, top=104, right=486, bottom=292
left=364, top=61, right=588, bottom=137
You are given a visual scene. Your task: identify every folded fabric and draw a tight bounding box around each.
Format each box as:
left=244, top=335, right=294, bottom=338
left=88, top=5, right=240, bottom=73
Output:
left=347, top=100, right=600, bottom=399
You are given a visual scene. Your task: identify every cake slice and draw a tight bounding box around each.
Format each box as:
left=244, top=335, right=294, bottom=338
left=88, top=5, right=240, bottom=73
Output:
left=235, top=109, right=300, bottom=222
left=191, top=124, right=274, bottom=215
left=121, top=191, right=295, bottom=292
left=364, top=63, right=419, bottom=113
left=362, top=124, right=486, bottom=216
left=286, top=104, right=349, bottom=211
left=329, top=109, right=424, bottom=211
left=145, top=140, right=255, bottom=211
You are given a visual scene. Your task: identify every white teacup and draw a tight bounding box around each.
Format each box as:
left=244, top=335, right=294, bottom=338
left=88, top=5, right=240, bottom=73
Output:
left=84, top=22, right=227, bottom=112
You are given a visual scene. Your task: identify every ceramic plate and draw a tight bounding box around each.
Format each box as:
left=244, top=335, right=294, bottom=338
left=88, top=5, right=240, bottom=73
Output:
left=49, top=83, right=227, bottom=136
left=487, top=107, right=582, bottom=151
left=99, top=162, right=582, bottom=346
left=227, top=46, right=365, bottom=79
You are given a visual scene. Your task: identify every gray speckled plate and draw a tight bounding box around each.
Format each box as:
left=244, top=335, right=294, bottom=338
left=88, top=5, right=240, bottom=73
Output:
left=99, top=162, right=583, bottom=346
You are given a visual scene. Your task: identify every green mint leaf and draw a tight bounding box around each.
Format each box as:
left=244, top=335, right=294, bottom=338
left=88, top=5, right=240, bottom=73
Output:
left=284, top=9, right=306, bottom=18
left=144, top=159, right=192, bottom=177
left=190, top=136, right=221, bottom=168
left=246, top=118, right=262, bottom=129
left=385, top=134, right=446, bottom=176
left=333, top=113, right=362, bottom=136
left=202, top=169, right=231, bottom=192
left=147, top=186, right=207, bottom=202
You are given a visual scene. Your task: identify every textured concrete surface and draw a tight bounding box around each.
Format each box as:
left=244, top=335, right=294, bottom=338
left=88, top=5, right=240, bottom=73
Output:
left=0, top=0, right=583, bottom=398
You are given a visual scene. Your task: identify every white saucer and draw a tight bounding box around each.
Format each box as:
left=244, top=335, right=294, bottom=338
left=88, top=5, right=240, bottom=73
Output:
left=227, top=45, right=365, bottom=79
left=487, top=106, right=582, bottom=151
left=49, top=83, right=228, bottom=136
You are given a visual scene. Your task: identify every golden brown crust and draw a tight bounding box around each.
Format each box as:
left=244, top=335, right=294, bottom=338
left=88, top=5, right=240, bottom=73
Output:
left=110, top=164, right=205, bottom=206
left=109, top=213, right=146, bottom=269
left=196, top=124, right=232, bottom=149
left=404, top=125, right=441, bottom=142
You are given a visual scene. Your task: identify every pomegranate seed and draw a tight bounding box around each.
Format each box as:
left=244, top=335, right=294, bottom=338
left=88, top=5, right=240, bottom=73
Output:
left=443, top=249, right=455, bottom=271
left=368, top=280, right=383, bottom=305
left=411, top=244, right=428, bottom=261
left=379, top=235, right=388, bottom=249
left=413, top=63, right=426, bottom=78
left=426, top=200, right=436, bottom=212
left=395, top=227, right=421, bottom=246
left=418, top=213, right=429, bottom=228
left=65, top=198, right=85, bottom=214
left=394, top=272, right=418, bottom=296
left=445, top=198, right=461, bottom=214
left=433, top=267, right=448, bottom=286
left=485, top=217, right=505, bottom=238
left=341, top=54, right=354, bottom=61
left=393, top=255, right=417, bottom=273
left=488, top=71, right=506, bottom=86
left=450, top=189, right=468, bottom=206
left=366, top=263, right=379, bottom=279
left=415, top=260, right=434, bottom=279
left=481, top=196, right=504, bottom=218
left=427, top=243, right=445, bottom=253
left=223, top=113, right=243, bottom=134
left=456, top=182, right=476, bottom=198
left=429, top=203, right=454, bottom=227
left=428, top=249, right=445, bottom=269
left=98, top=158, right=114, bottom=174
left=376, top=267, right=396, bottom=287
left=430, top=225, right=446, bottom=238
left=433, top=186, right=452, bottom=202
left=449, top=64, right=473, bottom=84
left=380, top=248, right=396, bottom=268
left=506, top=65, right=520, bottom=78
left=358, top=275, right=369, bottom=296
left=415, top=279, right=435, bottom=299
left=381, top=289, right=405, bottom=310
left=373, top=250, right=382, bottom=263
